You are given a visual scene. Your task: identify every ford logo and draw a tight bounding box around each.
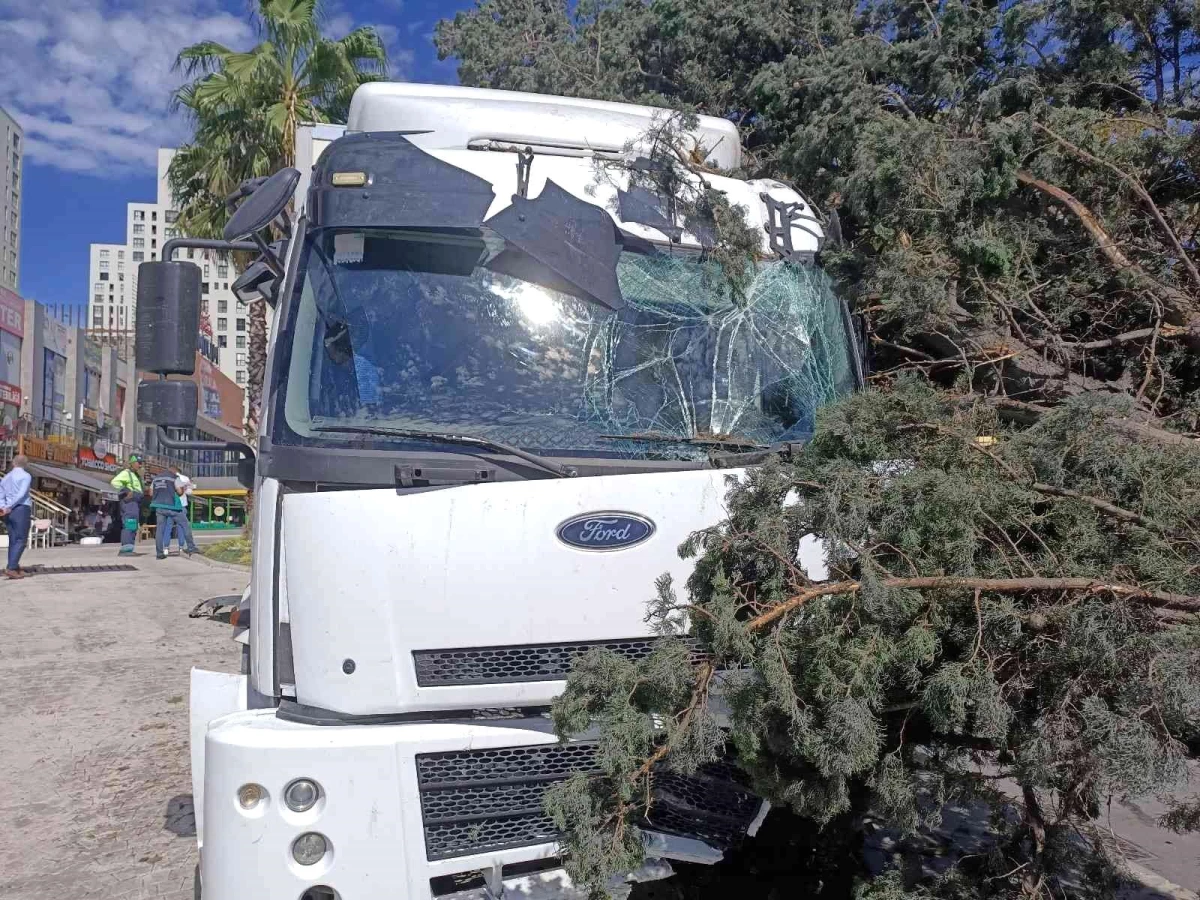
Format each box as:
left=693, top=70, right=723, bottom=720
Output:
left=557, top=512, right=656, bottom=551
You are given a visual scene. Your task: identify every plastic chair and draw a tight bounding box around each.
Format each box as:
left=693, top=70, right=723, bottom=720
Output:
left=30, top=519, right=52, bottom=549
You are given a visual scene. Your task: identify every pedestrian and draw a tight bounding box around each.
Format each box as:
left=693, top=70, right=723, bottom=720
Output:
left=162, top=468, right=195, bottom=554
left=0, top=454, right=32, bottom=578
left=151, top=464, right=198, bottom=559
left=110, top=455, right=147, bottom=555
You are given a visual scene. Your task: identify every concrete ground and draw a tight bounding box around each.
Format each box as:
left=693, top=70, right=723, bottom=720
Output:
left=0, top=543, right=246, bottom=900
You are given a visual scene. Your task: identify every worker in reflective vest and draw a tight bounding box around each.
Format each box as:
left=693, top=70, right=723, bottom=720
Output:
left=110, top=456, right=147, bottom=555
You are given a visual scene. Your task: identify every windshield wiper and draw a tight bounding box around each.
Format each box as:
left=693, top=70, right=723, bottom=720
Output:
left=310, top=424, right=576, bottom=478
left=598, top=432, right=768, bottom=450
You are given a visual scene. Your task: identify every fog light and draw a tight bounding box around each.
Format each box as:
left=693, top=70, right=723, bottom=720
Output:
left=292, top=832, right=328, bottom=866
left=285, top=778, right=320, bottom=812
left=237, top=783, right=265, bottom=809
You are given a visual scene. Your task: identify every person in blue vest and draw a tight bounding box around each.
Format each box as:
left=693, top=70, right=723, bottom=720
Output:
left=150, top=464, right=199, bottom=559
left=0, top=454, right=33, bottom=578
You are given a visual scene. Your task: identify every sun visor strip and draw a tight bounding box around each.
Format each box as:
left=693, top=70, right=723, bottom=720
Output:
left=309, top=133, right=497, bottom=230
left=484, top=180, right=624, bottom=310
left=617, top=186, right=683, bottom=242
left=310, top=134, right=626, bottom=310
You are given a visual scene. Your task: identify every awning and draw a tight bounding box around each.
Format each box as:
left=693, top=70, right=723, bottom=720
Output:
left=27, top=462, right=120, bottom=500
left=192, top=488, right=248, bottom=497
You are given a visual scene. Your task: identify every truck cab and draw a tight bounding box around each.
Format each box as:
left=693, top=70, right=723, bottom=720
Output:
left=142, top=83, right=861, bottom=900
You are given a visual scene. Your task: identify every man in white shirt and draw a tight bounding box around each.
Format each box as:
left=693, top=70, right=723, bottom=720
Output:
left=161, top=466, right=198, bottom=555
left=0, top=454, right=33, bottom=578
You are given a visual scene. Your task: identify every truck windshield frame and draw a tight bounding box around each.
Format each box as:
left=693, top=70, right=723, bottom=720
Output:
left=268, top=225, right=858, bottom=470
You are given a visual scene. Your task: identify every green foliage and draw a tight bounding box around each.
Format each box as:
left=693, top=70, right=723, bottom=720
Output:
left=438, top=0, right=1200, bottom=423
left=590, top=108, right=763, bottom=292
left=167, top=1, right=386, bottom=438
left=435, top=1, right=1200, bottom=894
left=169, top=0, right=388, bottom=239
left=202, top=536, right=252, bottom=566
left=544, top=381, right=1200, bottom=895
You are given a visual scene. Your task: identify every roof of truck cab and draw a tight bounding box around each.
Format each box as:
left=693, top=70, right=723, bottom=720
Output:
left=346, top=82, right=743, bottom=171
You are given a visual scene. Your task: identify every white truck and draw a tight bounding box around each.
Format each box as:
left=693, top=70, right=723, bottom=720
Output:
left=136, top=83, right=862, bottom=900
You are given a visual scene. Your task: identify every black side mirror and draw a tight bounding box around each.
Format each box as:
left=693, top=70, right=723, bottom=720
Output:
left=136, top=261, right=202, bottom=374
left=237, top=455, right=256, bottom=489
left=224, top=168, right=301, bottom=241
left=137, top=380, right=198, bottom=428
left=230, top=240, right=286, bottom=307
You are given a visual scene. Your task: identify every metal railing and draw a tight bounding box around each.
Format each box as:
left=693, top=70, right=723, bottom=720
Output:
left=1, top=415, right=240, bottom=478
left=30, top=490, right=71, bottom=546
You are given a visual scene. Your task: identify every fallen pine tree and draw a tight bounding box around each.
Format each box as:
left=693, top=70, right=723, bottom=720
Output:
left=435, top=0, right=1200, bottom=895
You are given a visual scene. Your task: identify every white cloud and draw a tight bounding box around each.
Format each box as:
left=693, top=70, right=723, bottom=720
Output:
left=372, top=23, right=415, bottom=79
left=0, top=0, right=255, bottom=176
left=0, top=0, right=419, bottom=178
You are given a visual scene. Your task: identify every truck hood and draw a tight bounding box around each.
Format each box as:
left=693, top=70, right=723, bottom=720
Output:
left=281, top=468, right=822, bottom=716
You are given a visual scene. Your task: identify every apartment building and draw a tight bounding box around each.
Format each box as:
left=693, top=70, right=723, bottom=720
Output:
left=88, top=243, right=130, bottom=332
left=0, top=106, right=22, bottom=291
left=87, top=148, right=251, bottom=406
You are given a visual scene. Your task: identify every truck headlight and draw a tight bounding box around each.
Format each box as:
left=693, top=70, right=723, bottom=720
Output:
left=292, top=832, right=328, bottom=866
left=284, top=778, right=321, bottom=812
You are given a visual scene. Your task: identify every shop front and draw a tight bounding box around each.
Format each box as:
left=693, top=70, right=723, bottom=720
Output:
left=18, top=435, right=113, bottom=510
left=189, top=489, right=248, bottom=530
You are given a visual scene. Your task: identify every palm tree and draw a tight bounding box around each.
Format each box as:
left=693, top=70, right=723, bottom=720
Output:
left=168, top=0, right=387, bottom=443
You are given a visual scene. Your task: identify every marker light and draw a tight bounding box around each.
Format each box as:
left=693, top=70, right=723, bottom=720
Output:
left=237, top=783, right=265, bottom=809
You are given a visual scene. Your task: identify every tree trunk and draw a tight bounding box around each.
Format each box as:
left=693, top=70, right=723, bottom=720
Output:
left=245, top=301, right=268, bottom=444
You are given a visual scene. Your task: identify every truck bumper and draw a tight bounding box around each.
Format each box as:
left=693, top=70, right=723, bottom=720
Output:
left=198, top=708, right=761, bottom=900
left=200, top=709, right=588, bottom=900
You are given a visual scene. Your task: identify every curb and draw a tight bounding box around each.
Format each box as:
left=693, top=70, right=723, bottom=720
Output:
left=182, top=552, right=251, bottom=573
left=1125, top=862, right=1198, bottom=900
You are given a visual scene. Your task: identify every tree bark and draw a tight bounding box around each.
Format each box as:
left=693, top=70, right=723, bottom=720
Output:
left=747, top=576, right=1200, bottom=632
left=1015, top=170, right=1199, bottom=328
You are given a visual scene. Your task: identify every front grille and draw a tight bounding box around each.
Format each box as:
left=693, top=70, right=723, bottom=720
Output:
left=416, top=744, right=761, bottom=861
left=413, top=638, right=702, bottom=686
left=417, top=743, right=599, bottom=785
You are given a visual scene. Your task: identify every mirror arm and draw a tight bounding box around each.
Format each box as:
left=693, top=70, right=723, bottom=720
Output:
left=251, top=231, right=287, bottom=277
left=155, top=425, right=256, bottom=463
left=224, top=176, right=268, bottom=215
left=162, top=237, right=260, bottom=263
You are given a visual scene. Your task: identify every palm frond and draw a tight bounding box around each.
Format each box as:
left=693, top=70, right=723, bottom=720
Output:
left=336, top=26, right=389, bottom=68
left=258, top=0, right=321, bottom=48
left=173, top=40, right=237, bottom=77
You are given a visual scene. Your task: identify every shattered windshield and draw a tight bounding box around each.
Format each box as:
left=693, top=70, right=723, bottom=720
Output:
left=279, top=228, right=857, bottom=462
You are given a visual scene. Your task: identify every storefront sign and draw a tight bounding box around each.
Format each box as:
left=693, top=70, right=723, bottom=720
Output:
left=0, top=382, right=19, bottom=406
left=78, top=446, right=121, bottom=473
left=19, top=435, right=76, bottom=465
left=81, top=407, right=98, bottom=427
left=0, top=287, right=24, bottom=338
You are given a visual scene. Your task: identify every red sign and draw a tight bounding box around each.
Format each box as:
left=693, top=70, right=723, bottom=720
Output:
left=78, top=445, right=121, bottom=473
left=0, top=286, right=24, bottom=338
left=0, top=382, right=19, bottom=406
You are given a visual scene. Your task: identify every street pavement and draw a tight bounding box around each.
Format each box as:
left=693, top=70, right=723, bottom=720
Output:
left=0, top=544, right=246, bottom=900
left=0, top=542, right=1194, bottom=899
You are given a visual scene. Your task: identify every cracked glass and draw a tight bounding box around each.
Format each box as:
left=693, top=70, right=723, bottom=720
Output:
left=282, top=229, right=857, bottom=462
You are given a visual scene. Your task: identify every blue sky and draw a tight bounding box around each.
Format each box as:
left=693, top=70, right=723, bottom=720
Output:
left=0, top=0, right=474, bottom=313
